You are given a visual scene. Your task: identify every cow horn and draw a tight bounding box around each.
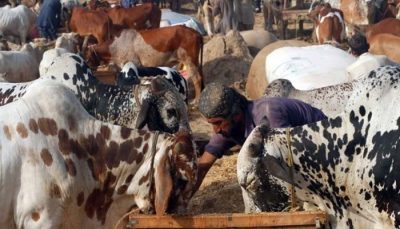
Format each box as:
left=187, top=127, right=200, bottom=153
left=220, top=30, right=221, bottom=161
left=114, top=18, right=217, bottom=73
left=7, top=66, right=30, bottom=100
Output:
left=135, top=98, right=151, bottom=129
left=154, top=153, right=173, bottom=215
left=81, top=36, right=89, bottom=55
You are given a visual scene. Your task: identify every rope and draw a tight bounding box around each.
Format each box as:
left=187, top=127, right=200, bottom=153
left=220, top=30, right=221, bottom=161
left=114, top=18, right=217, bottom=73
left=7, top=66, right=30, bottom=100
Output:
left=113, top=131, right=160, bottom=229
left=133, top=84, right=141, bottom=107
left=285, top=128, right=297, bottom=210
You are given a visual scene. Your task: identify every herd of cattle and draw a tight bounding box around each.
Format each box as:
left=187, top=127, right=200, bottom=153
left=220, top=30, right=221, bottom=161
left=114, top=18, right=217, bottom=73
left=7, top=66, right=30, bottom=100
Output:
left=0, top=0, right=399, bottom=228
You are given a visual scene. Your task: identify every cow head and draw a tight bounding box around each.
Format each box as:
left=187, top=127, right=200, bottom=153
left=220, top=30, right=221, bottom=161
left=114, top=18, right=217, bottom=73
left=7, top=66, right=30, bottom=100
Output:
left=116, top=62, right=140, bottom=89
left=264, top=79, right=293, bottom=97
left=197, top=0, right=214, bottom=36
left=55, top=32, right=80, bottom=53
left=84, top=44, right=102, bottom=69
left=136, top=77, right=191, bottom=134
left=154, top=131, right=198, bottom=215
left=237, top=121, right=290, bottom=213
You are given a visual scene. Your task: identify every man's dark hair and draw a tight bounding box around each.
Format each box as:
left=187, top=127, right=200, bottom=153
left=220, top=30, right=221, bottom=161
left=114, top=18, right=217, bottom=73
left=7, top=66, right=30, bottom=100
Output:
left=348, top=33, right=369, bottom=56
left=198, top=83, right=248, bottom=119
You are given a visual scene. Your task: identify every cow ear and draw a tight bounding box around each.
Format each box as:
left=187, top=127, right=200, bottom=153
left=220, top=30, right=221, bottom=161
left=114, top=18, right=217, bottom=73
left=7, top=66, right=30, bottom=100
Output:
left=151, top=78, right=168, bottom=95
left=154, top=156, right=173, bottom=215
left=259, top=116, right=270, bottom=135
left=135, top=99, right=151, bottom=129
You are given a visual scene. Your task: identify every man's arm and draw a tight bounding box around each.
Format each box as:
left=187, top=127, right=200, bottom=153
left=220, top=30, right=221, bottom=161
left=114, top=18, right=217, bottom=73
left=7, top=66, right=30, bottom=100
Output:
left=193, top=151, right=218, bottom=194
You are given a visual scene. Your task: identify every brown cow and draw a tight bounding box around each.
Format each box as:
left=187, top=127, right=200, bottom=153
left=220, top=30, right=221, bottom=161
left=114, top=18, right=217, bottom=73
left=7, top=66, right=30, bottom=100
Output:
left=365, top=18, right=400, bottom=42
left=69, top=7, right=111, bottom=44
left=92, top=26, right=203, bottom=104
left=102, top=3, right=161, bottom=30
left=309, top=3, right=345, bottom=44
left=369, top=33, right=400, bottom=63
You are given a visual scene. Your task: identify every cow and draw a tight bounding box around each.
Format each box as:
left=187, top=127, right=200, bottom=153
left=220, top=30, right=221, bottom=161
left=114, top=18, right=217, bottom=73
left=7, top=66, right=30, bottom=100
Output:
left=109, top=26, right=203, bottom=105
left=245, top=39, right=310, bottom=100
left=39, top=48, right=70, bottom=76
left=368, top=33, right=400, bottom=63
left=239, top=29, right=278, bottom=57
left=117, top=62, right=188, bottom=103
left=238, top=65, right=400, bottom=228
left=0, top=79, right=198, bottom=228
left=0, top=38, right=9, bottom=51
left=0, top=4, right=37, bottom=44
left=199, top=0, right=238, bottom=35
left=69, top=7, right=112, bottom=44
left=102, top=3, right=161, bottom=30
left=262, top=0, right=282, bottom=32
left=39, top=32, right=81, bottom=76
left=264, top=79, right=354, bottom=117
left=0, top=43, right=44, bottom=82
left=365, top=18, right=400, bottom=43
left=393, top=0, right=400, bottom=19
left=308, top=3, right=345, bottom=44
left=0, top=53, right=190, bottom=134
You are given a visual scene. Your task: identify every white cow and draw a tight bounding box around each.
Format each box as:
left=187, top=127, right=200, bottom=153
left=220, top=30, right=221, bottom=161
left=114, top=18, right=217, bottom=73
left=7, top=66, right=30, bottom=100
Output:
left=0, top=5, right=37, bottom=44
left=0, top=42, right=43, bottom=82
left=239, top=30, right=277, bottom=57
left=39, top=32, right=80, bottom=76
left=0, top=79, right=198, bottom=228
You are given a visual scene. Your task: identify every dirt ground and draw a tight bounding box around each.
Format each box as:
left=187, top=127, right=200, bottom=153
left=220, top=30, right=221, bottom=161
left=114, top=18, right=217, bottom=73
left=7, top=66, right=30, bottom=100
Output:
left=180, top=1, right=315, bottom=214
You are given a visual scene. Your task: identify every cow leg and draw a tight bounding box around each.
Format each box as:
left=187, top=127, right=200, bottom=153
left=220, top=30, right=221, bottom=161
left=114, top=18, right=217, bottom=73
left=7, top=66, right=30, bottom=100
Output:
left=15, top=166, right=64, bottom=228
left=187, top=65, right=203, bottom=105
left=263, top=0, right=273, bottom=31
left=19, top=30, right=27, bottom=44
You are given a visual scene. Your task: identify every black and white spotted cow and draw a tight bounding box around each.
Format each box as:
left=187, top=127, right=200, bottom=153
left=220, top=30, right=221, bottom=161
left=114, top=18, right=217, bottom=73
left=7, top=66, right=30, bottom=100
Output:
left=238, top=65, right=400, bottom=228
left=0, top=53, right=189, bottom=134
left=264, top=79, right=355, bottom=116
left=117, top=62, right=188, bottom=103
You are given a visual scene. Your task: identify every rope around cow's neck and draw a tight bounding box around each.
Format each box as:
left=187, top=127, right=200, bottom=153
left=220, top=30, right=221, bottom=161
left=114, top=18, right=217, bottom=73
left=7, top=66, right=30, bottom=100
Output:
left=113, top=131, right=160, bottom=229
left=285, top=128, right=297, bottom=210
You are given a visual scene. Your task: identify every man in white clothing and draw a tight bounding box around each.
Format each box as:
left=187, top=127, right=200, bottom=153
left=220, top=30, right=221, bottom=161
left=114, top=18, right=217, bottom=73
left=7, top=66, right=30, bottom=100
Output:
left=346, top=33, right=397, bottom=81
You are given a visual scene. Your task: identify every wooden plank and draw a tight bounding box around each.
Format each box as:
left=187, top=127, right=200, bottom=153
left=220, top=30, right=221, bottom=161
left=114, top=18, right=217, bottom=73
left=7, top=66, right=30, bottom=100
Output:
left=281, top=9, right=310, bottom=21
left=93, top=70, right=116, bottom=85
left=127, top=211, right=327, bottom=228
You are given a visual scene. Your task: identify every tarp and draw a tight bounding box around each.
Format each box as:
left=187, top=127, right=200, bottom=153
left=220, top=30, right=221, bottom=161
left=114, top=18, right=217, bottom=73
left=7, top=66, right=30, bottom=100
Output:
left=266, top=44, right=357, bottom=90
left=161, top=9, right=206, bottom=35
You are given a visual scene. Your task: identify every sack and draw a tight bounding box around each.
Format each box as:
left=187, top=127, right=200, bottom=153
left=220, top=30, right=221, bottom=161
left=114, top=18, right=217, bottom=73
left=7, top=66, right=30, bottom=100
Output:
left=266, top=44, right=356, bottom=90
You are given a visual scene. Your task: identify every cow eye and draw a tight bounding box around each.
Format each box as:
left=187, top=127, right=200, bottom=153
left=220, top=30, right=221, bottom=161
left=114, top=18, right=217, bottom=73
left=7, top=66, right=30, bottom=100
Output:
left=167, top=109, right=177, bottom=118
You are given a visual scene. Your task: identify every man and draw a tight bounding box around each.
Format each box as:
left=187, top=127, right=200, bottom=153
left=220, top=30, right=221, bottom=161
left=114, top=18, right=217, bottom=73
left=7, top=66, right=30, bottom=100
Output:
left=234, top=0, right=255, bottom=30
left=211, top=0, right=238, bottom=34
left=195, top=83, right=327, bottom=191
left=346, top=33, right=397, bottom=81
left=253, top=0, right=261, bottom=12
left=37, top=0, right=61, bottom=41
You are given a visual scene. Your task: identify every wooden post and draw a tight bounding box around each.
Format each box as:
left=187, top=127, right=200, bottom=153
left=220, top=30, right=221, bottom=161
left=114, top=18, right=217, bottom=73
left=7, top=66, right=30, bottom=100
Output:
left=127, top=211, right=327, bottom=228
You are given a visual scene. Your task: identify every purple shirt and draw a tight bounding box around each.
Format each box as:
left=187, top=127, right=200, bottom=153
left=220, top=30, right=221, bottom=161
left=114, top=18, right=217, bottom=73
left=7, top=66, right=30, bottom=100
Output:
left=205, top=97, right=327, bottom=158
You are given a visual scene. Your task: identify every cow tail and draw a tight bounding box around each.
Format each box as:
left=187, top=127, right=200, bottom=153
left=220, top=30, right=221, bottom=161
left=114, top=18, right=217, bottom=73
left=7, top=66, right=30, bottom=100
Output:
left=199, top=35, right=204, bottom=90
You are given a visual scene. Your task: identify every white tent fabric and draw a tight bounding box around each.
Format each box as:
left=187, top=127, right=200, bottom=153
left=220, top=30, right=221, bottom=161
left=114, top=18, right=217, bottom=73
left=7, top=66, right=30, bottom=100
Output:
left=161, top=9, right=206, bottom=35
left=266, top=44, right=357, bottom=90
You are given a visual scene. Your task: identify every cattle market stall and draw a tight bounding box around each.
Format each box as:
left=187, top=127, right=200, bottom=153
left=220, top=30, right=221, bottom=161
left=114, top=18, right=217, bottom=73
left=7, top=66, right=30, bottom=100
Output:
left=126, top=211, right=327, bottom=228
left=277, top=0, right=314, bottom=39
